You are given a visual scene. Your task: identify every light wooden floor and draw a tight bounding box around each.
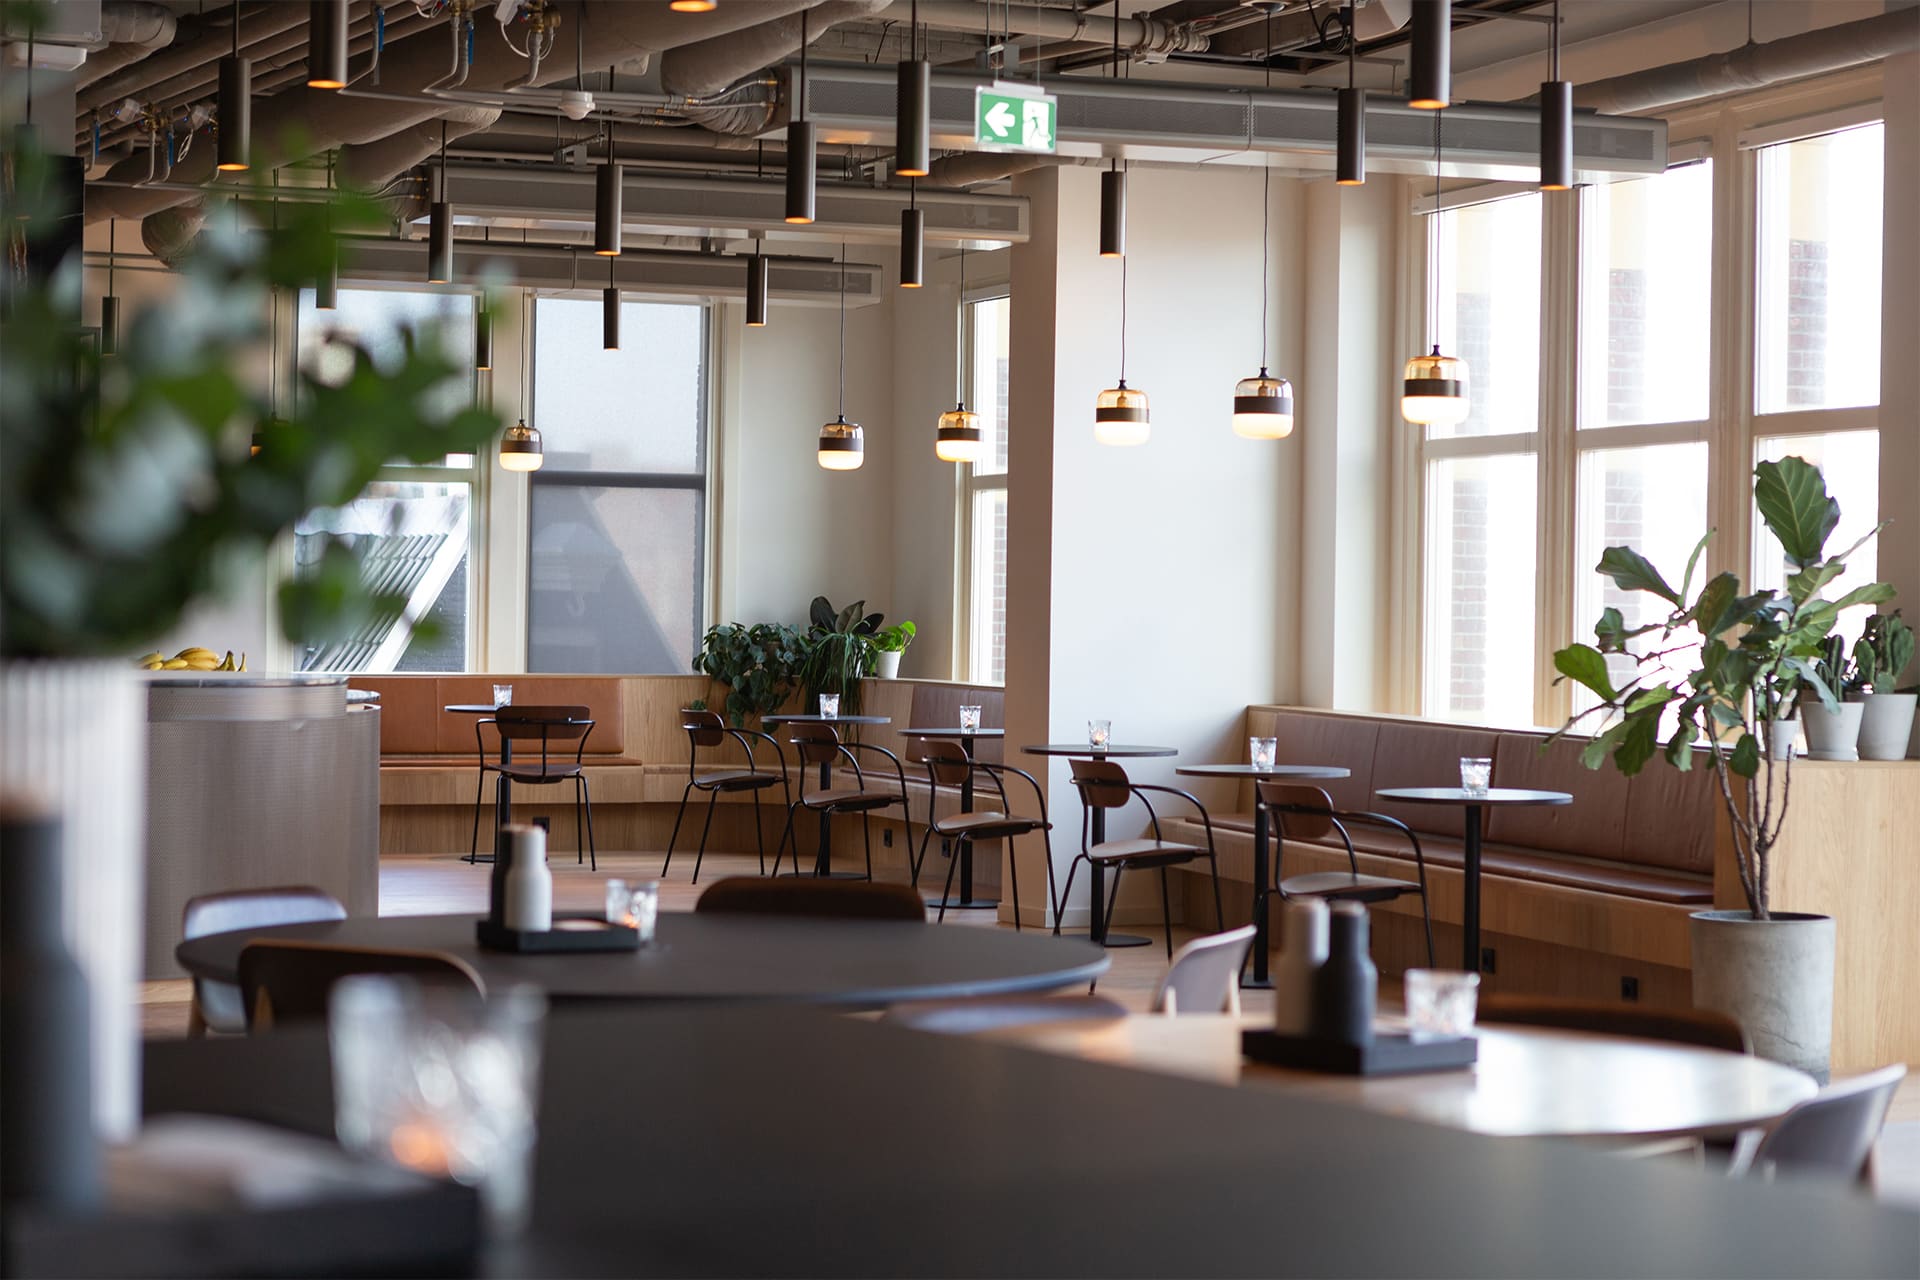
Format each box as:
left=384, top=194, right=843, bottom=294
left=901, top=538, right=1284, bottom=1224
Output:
left=140, top=849, right=1920, bottom=1207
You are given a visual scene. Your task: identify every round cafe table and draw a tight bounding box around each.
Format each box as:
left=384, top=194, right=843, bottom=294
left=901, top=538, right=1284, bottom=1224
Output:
left=1175, top=763, right=1351, bottom=988
left=174, top=911, right=1108, bottom=1008
left=899, top=728, right=1007, bottom=910
left=1374, top=787, right=1572, bottom=971
left=1022, top=743, right=1177, bottom=948
left=762, top=713, right=892, bottom=879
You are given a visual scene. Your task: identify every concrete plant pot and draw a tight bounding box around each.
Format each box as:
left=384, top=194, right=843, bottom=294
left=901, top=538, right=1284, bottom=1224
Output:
left=1798, top=697, right=1864, bottom=761
left=1689, top=910, right=1834, bottom=1082
left=1766, top=716, right=1799, bottom=761
left=1856, top=691, right=1918, bottom=761
left=874, top=650, right=902, bottom=679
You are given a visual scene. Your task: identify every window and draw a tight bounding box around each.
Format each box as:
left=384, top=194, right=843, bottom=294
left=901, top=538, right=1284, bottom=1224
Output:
left=527, top=296, right=708, bottom=674
left=293, top=287, right=480, bottom=673
left=961, top=295, right=1011, bottom=684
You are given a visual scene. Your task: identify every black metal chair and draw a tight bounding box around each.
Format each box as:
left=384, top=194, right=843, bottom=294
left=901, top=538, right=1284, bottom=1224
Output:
left=1257, top=781, right=1436, bottom=966
left=769, top=722, right=910, bottom=882
left=469, top=705, right=598, bottom=870
left=181, top=886, right=347, bottom=1036
left=661, top=709, right=790, bottom=883
left=1062, top=759, right=1226, bottom=961
left=912, top=740, right=1056, bottom=928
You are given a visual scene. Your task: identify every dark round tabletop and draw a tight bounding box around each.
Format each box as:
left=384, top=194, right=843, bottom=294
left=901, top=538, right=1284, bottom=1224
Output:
left=1176, top=763, right=1352, bottom=780
left=899, top=727, right=1005, bottom=738
left=445, top=703, right=501, bottom=714
left=175, top=912, right=1108, bottom=1007
left=761, top=714, right=892, bottom=725
left=1022, top=743, right=1178, bottom=758
left=1375, top=787, right=1573, bottom=806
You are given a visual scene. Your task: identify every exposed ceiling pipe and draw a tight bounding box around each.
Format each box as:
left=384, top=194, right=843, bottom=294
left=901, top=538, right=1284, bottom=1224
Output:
left=74, top=2, right=180, bottom=89
left=338, top=106, right=503, bottom=194
left=1573, top=7, right=1919, bottom=115
left=78, top=2, right=308, bottom=115
left=901, top=0, right=1210, bottom=57
left=926, top=150, right=1091, bottom=187
left=658, top=0, right=892, bottom=97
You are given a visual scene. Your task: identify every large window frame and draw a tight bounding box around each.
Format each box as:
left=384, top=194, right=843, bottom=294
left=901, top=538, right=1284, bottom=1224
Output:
left=956, top=289, right=1011, bottom=685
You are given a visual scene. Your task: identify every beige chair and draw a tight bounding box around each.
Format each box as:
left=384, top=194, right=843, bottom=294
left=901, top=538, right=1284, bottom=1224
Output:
left=237, top=940, right=484, bottom=1031
left=1731, top=1064, right=1907, bottom=1184
left=1151, top=925, right=1257, bottom=1016
left=181, top=887, right=347, bottom=1036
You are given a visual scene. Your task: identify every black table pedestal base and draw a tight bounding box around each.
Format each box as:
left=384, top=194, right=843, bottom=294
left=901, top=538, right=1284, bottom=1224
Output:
left=925, top=893, right=999, bottom=910
left=1100, top=932, right=1153, bottom=949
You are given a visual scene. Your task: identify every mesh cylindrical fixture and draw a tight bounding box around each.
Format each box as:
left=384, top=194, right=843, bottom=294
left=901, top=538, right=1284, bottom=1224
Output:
left=100, top=295, right=120, bottom=355
left=1099, top=168, right=1125, bottom=258
left=1337, top=87, right=1367, bottom=185
left=895, top=59, right=931, bottom=177
left=785, top=120, right=816, bottom=224
left=746, top=253, right=769, bottom=326
left=900, top=206, right=924, bottom=288
left=1401, top=347, right=1471, bottom=426
left=475, top=306, right=492, bottom=370
left=500, top=419, right=544, bottom=471
left=308, top=0, right=349, bottom=89
left=603, top=286, right=621, bottom=350
left=594, top=161, right=623, bottom=255
left=1232, top=370, right=1295, bottom=439
left=1540, top=79, right=1573, bottom=190
left=1094, top=381, right=1149, bottom=446
left=217, top=55, right=251, bottom=171
left=427, top=200, right=452, bottom=283
left=935, top=404, right=983, bottom=463
left=1408, top=0, right=1451, bottom=109
left=817, top=415, right=865, bottom=470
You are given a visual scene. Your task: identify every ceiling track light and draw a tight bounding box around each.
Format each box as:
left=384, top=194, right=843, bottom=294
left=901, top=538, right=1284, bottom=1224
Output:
left=1403, top=110, right=1470, bottom=428
left=746, top=242, right=769, bottom=326
left=1408, top=0, right=1451, bottom=110
left=100, top=219, right=120, bottom=356
left=901, top=181, right=923, bottom=288
left=936, top=244, right=983, bottom=464
left=1336, top=5, right=1365, bottom=185
left=785, top=11, right=816, bottom=224
left=818, top=243, right=865, bottom=471
left=307, top=0, right=349, bottom=90
left=501, top=294, right=544, bottom=471
left=428, top=124, right=452, bottom=283
left=216, top=7, right=250, bottom=172
left=1234, top=168, right=1294, bottom=440
left=1539, top=1, right=1572, bottom=191
left=895, top=0, right=930, bottom=178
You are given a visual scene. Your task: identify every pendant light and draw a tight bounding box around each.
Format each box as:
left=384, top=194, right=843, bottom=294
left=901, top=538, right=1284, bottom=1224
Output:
left=1233, top=168, right=1293, bottom=439
left=501, top=294, right=544, bottom=471
left=1336, top=3, right=1365, bottom=185
left=1539, top=1, right=1572, bottom=191
left=785, top=10, right=816, bottom=224
left=1098, top=6, right=1125, bottom=257
left=216, top=6, right=251, bottom=171
left=1407, top=0, right=1450, bottom=110
left=901, top=179, right=923, bottom=288
left=603, top=258, right=621, bottom=352
left=316, top=153, right=338, bottom=310
left=817, top=244, right=864, bottom=471
left=1402, top=110, right=1470, bottom=427
left=935, top=245, right=983, bottom=463
left=100, top=219, right=120, bottom=356
left=670, top=0, right=717, bottom=11
left=475, top=297, right=492, bottom=371
left=746, top=238, right=769, bottom=326
left=427, top=122, right=452, bottom=284
left=896, top=0, right=930, bottom=178
left=307, top=0, right=349, bottom=90
left=1094, top=250, right=1148, bottom=446
left=594, top=104, right=622, bottom=256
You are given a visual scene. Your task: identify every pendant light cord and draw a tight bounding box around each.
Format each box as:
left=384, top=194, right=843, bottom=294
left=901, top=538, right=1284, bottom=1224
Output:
left=1346, top=3, right=1356, bottom=88
left=956, top=243, right=966, bottom=405
left=1120, top=253, right=1128, bottom=383
left=1551, top=0, right=1560, bottom=79
left=1429, top=107, right=1441, bottom=351
left=1258, top=168, right=1268, bottom=371
left=837, top=241, right=847, bottom=415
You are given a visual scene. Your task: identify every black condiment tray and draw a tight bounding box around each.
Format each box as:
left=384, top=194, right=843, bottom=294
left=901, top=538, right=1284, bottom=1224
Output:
left=1241, top=1029, right=1478, bottom=1076
left=476, top=913, right=640, bottom=953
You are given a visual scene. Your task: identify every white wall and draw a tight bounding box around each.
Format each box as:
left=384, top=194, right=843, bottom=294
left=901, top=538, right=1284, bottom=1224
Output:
left=1877, top=53, right=1918, bottom=637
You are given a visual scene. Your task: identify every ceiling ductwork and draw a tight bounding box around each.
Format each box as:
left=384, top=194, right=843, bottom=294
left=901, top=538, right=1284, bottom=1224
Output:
left=72, top=2, right=177, bottom=88
left=903, top=1, right=1211, bottom=60
left=659, top=0, right=891, bottom=98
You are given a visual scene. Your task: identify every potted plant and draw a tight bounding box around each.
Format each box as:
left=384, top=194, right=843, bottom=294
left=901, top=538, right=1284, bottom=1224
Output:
left=1551, top=458, right=1891, bottom=1080
left=691, top=622, right=809, bottom=727
left=1852, top=610, right=1916, bottom=760
left=800, top=596, right=881, bottom=717
left=872, top=621, right=917, bottom=679
left=1799, top=633, right=1865, bottom=760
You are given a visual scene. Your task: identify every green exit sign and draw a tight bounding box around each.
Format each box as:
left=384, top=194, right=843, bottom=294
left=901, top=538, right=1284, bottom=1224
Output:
left=974, top=84, right=1058, bottom=154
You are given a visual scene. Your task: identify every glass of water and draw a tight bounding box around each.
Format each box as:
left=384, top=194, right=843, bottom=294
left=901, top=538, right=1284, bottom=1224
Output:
left=1087, top=719, right=1112, bottom=750
left=1249, top=737, right=1278, bottom=770
left=603, top=878, right=630, bottom=925
left=1403, top=969, right=1480, bottom=1043
left=492, top=684, right=514, bottom=708
left=1459, top=756, right=1492, bottom=797
left=958, top=705, right=983, bottom=733
left=627, top=881, right=660, bottom=945
left=330, top=976, right=547, bottom=1237
left=818, top=693, right=840, bottom=719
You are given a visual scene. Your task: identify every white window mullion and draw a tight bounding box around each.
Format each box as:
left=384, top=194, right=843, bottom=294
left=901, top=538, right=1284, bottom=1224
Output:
left=1536, top=190, right=1580, bottom=729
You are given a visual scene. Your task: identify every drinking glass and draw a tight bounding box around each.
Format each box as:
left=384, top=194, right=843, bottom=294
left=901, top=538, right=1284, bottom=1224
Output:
left=626, top=881, right=660, bottom=945
left=818, top=693, right=840, bottom=719
left=492, top=684, right=514, bottom=708
left=958, top=705, right=983, bottom=733
left=603, top=878, right=630, bottom=925
left=330, top=976, right=547, bottom=1237
left=1459, top=757, right=1492, bottom=797
left=1087, top=719, right=1111, bottom=750
left=1249, top=737, right=1278, bottom=770
left=1403, top=969, right=1480, bottom=1043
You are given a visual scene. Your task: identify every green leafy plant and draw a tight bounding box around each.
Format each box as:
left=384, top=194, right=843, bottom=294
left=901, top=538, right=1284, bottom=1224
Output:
left=801, top=596, right=881, bottom=717
left=873, top=621, right=917, bottom=654
left=0, top=132, right=501, bottom=659
left=691, top=622, right=808, bottom=727
left=1853, top=610, right=1914, bottom=694
left=1551, top=457, right=1892, bottom=920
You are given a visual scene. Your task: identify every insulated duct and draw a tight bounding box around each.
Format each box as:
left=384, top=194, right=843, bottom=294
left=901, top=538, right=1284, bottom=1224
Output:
left=901, top=0, right=1210, bottom=59
left=74, top=2, right=178, bottom=89
left=659, top=0, right=890, bottom=98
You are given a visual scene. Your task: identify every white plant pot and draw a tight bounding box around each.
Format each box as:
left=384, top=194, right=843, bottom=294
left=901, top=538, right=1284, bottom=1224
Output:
left=1765, top=716, right=1799, bottom=761
left=1856, top=691, right=1918, bottom=762
left=0, top=660, right=145, bottom=1139
left=875, top=650, right=902, bottom=679
left=1690, top=910, right=1834, bottom=1082
left=1798, top=698, right=1864, bottom=761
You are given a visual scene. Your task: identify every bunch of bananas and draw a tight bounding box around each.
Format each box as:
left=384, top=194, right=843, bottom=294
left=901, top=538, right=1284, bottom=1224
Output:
left=136, top=647, right=248, bottom=672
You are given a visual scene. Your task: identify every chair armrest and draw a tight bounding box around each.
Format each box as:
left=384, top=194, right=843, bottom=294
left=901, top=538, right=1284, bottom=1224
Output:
left=844, top=741, right=909, bottom=795
left=1131, top=783, right=1214, bottom=849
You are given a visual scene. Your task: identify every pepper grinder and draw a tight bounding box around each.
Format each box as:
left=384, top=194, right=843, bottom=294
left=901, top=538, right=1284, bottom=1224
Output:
left=1309, top=902, right=1377, bottom=1047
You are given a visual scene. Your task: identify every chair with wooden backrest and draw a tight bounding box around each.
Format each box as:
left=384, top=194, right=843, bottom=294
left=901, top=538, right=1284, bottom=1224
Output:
left=913, top=740, right=1056, bottom=929
left=1151, top=925, right=1257, bottom=1016
left=181, top=887, right=348, bottom=1036
left=1257, top=781, right=1436, bottom=967
left=1477, top=993, right=1749, bottom=1053
left=694, top=875, right=927, bottom=922
left=470, top=705, right=598, bottom=870
left=661, top=709, right=790, bottom=883
left=1063, top=760, right=1226, bottom=961
left=1731, top=1064, right=1907, bottom=1184
left=769, top=722, right=909, bottom=882
left=881, top=994, right=1129, bottom=1035
left=236, top=940, right=485, bottom=1031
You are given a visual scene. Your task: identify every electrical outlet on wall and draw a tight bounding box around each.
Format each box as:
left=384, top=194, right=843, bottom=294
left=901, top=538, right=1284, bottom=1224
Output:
left=881, top=829, right=893, bottom=848
left=1621, top=976, right=1640, bottom=1001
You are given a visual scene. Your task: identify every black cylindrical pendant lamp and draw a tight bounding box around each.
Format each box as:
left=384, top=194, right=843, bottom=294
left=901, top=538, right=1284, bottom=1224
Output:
left=900, top=206, right=923, bottom=288
left=100, top=294, right=120, bottom=355
left=428, top=204, right=452, bottom=284
left=1337, top=87, right=1366, bottom=185
left=315, top=240, right=337, bottom=309
left=784, top=120, right=816, bottom=224
left=603, top=285, right=620, bottom=350
left=1539, top=79, right=1572, bottom=190
left=308, top=0, right=350, bottom=89
left=1099, top=166, right=1125, bottom=258
left=895, top=59, right=931, bottom=178
left=594, top=160, right=623, bottom=255
left=746, top=252, right=768, bottom=326
left=475, top=306, right=492, bottom=370
left=216, top=55, right=251, bottom=170
left=1408, top=0, right=1451, bottom=110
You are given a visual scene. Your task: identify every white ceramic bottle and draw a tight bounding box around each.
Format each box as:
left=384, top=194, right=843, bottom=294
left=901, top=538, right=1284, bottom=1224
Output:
left=503, top=823, right=553, bottom=932
left=1272, top=897, right=1330, bottom=1036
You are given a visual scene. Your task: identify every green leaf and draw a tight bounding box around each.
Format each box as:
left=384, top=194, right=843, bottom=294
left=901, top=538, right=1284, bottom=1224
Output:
left=1677, top=530, right=1711, bottom=604
left=1597, top=546, right=1680, bottom=606
left=1553, top=644, right=1617, bottom=702
left=1753, top=456, right=1839, bottom=569
left=1613, top=711, right=1663, bottom=775
left=1785, top=560, right=1844, bottom=606
left=1729, top=731, right=1760, bottom=779
left=1581, top=722, right=1626, bottom=770
left=1623, top=685, right=1674, bottom=715
left=1664, top=720, right=1698, bottom=769
left=1690, top=573, right=1738, bottom=636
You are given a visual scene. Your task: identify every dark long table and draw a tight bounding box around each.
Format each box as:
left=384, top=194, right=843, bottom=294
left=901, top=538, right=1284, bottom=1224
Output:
left=143, top=1007, right=1918, bottom=1278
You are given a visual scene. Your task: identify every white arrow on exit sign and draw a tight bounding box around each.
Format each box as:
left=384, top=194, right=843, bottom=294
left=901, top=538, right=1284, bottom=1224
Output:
left=984, top=100, right=1016, bottom=139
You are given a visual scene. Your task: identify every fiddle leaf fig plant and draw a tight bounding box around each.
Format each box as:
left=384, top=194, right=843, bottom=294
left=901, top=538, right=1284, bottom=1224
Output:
left=1550, top=457, right=1892, bottom=920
